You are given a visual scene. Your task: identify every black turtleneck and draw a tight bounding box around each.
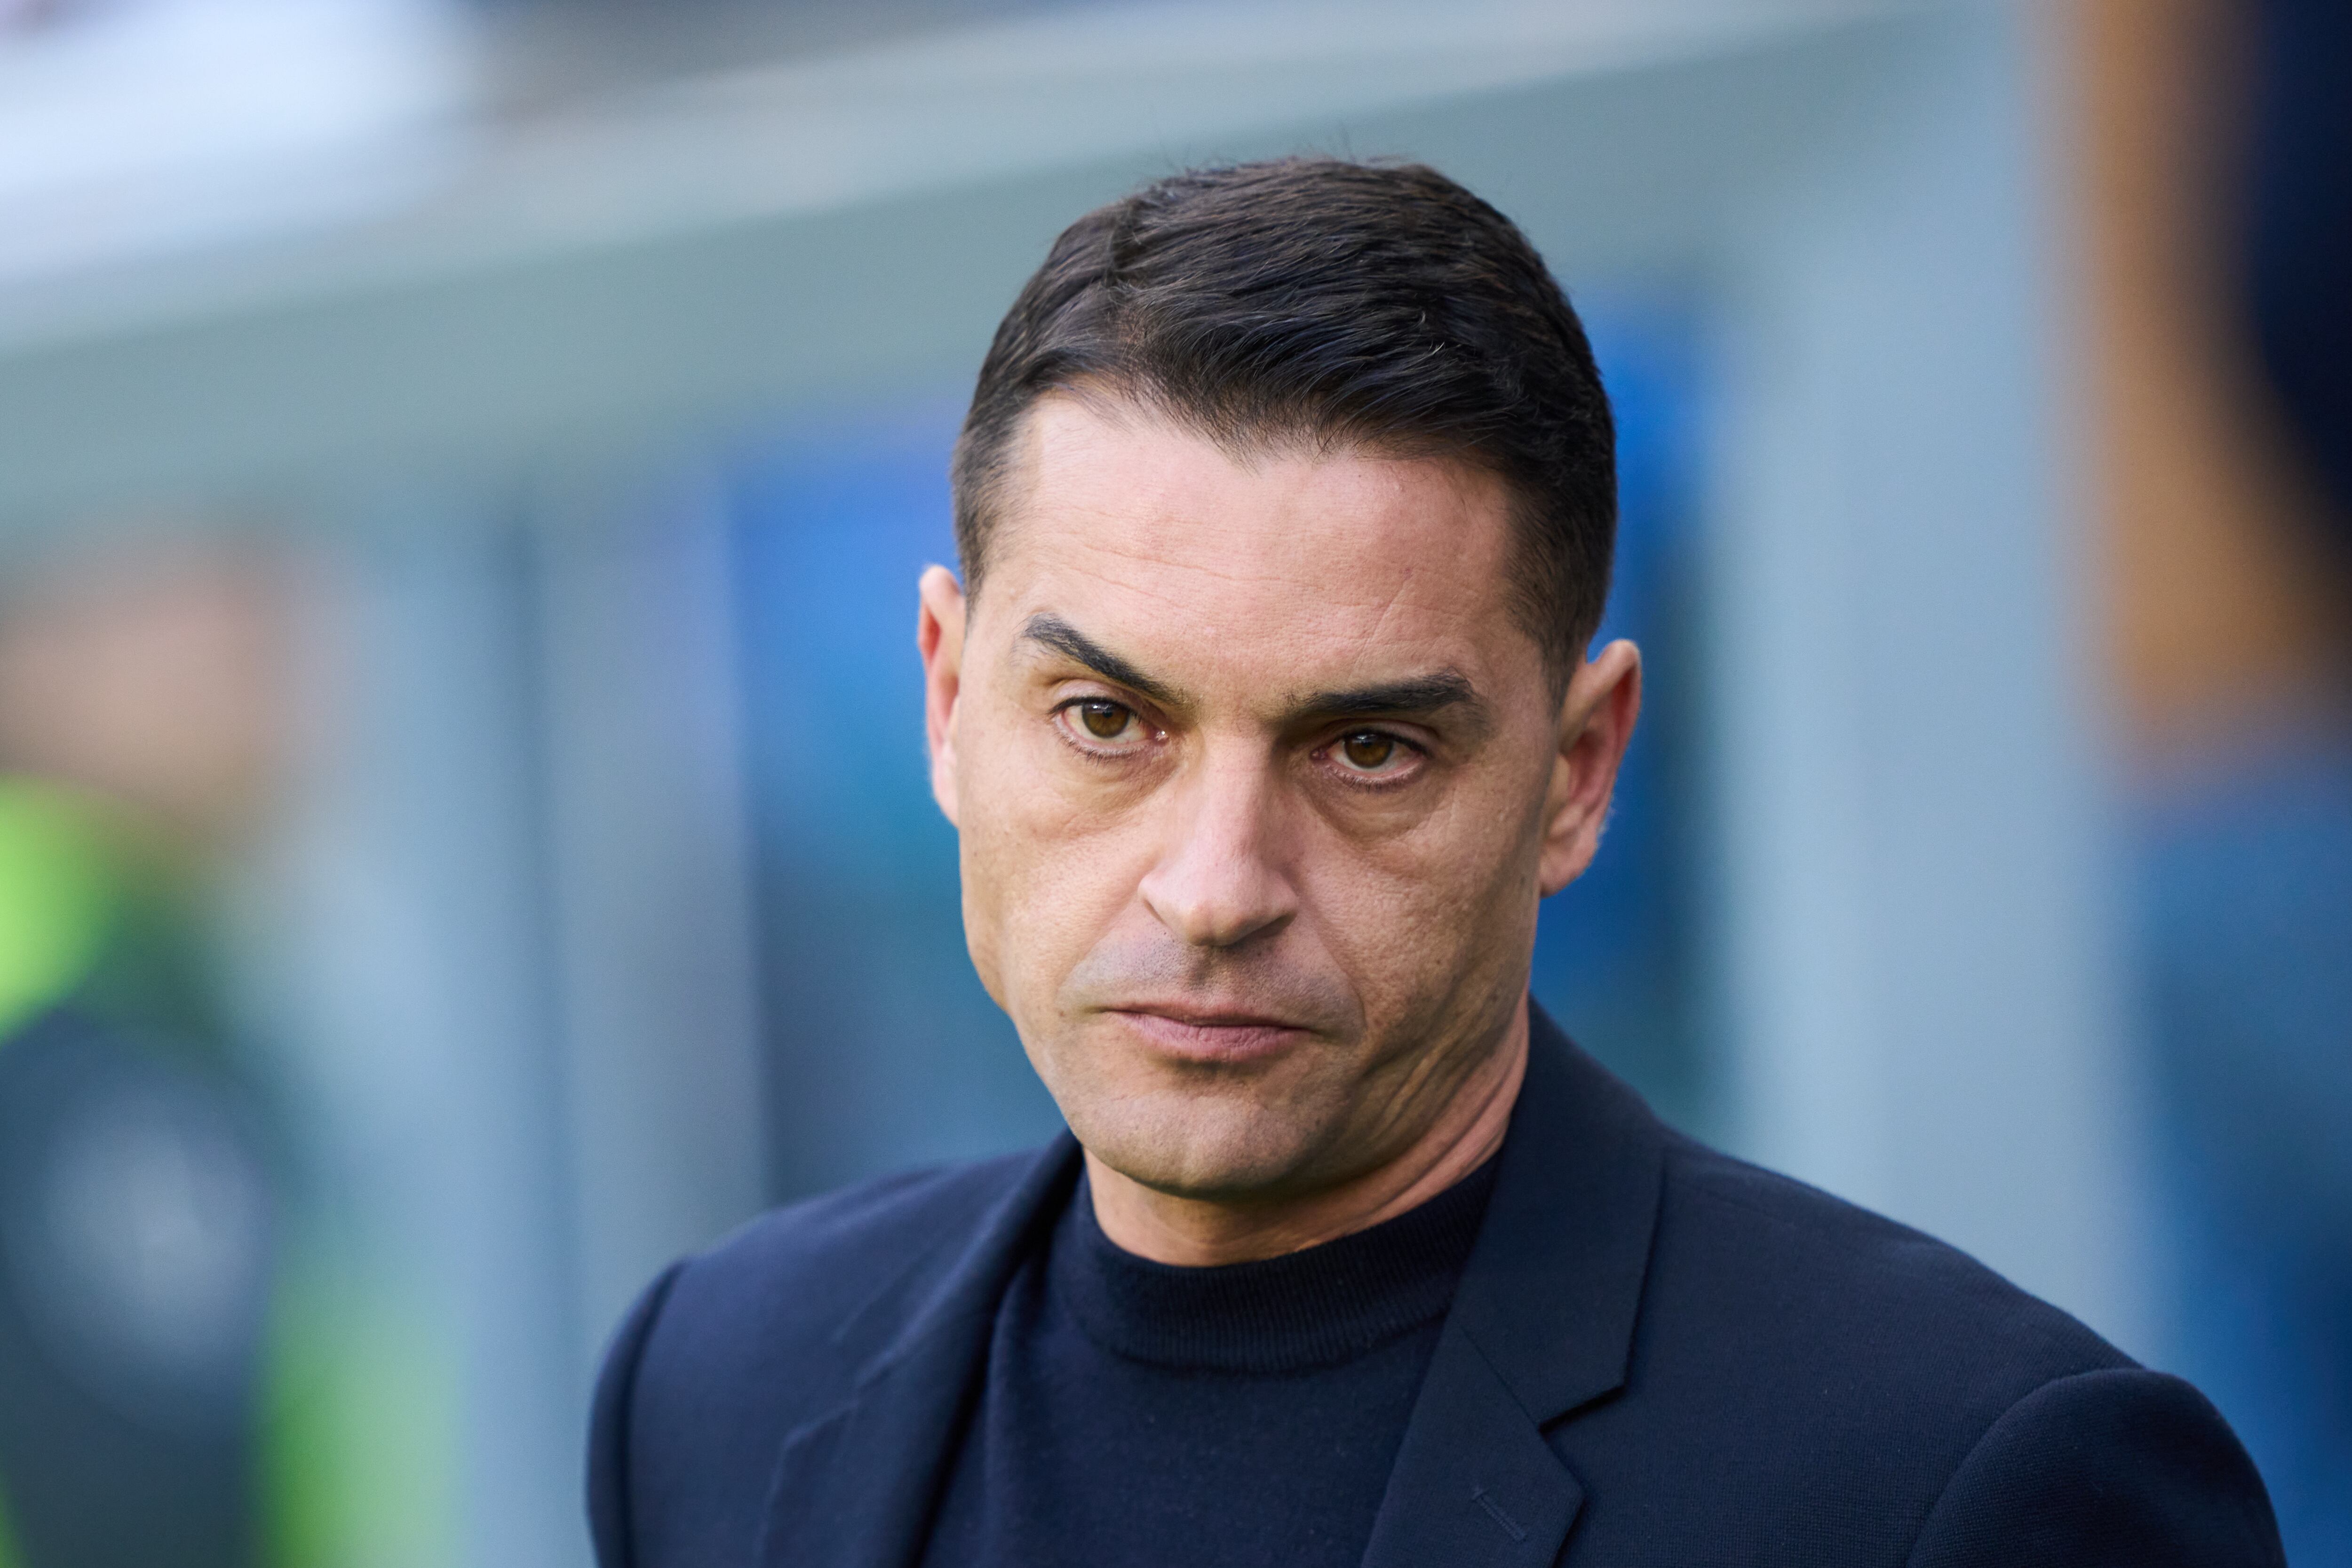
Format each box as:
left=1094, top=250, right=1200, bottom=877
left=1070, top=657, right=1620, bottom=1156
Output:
left=916, top=1156, right=1499, bottom=1568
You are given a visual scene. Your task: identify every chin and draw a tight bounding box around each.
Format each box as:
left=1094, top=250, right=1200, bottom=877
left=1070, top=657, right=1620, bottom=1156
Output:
left=1062, top=1081, right=1337, bottom=1200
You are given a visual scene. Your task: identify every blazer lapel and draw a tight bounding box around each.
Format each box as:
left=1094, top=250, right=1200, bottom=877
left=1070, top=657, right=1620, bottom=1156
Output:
left=1361, top=1005, right=1667, bottom=1568
left=1359, top=1321, right=1588, bottom=1565
left=758, top=1136, right=1083, bottom=1568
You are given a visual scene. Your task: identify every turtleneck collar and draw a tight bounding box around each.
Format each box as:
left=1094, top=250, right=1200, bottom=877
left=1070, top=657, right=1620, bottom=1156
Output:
left=1050, top=1156, right=1499, bottom=1375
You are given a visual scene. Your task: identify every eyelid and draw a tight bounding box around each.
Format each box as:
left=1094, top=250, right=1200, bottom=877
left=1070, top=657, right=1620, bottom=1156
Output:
left=1318, top=721, right=1429, bottom=754
left=1051, top=676, right=1139, bottom=707
left=1052, top=681, right=1174, bottom=729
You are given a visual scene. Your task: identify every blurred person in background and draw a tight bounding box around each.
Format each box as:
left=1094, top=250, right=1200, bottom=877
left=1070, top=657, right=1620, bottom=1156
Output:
left=589, top=158, right=2282, bottom=1568
left=0, top=540, right=344, bottom=1568
left=2081, top=1, right=2352, bottom=1560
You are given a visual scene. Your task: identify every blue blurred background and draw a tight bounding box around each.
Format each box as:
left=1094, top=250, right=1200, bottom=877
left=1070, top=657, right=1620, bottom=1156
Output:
left=0, top=0, right=2345, bottom=1564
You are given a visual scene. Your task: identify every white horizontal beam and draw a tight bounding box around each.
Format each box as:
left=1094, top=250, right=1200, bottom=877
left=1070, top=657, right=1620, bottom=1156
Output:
left=0, top=0, right=1903, bottom=535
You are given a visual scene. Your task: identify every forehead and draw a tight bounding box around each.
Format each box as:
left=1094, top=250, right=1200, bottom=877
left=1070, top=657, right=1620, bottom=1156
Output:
left=982, top=397, right=1533, bottom=694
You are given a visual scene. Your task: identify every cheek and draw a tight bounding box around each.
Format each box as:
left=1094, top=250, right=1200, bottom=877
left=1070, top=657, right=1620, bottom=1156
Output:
left=1302, top=771, right=1549, bottom=1013
left=955, top=711, right=1159, bottom=1013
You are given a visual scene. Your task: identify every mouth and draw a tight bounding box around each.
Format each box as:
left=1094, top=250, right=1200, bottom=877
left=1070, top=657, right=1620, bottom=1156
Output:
left=1104, top=1006, right=1315, bottom=1064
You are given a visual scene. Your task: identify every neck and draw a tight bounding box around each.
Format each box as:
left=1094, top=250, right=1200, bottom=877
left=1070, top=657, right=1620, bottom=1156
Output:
left=1084, top=995, right=1530, bottom=1267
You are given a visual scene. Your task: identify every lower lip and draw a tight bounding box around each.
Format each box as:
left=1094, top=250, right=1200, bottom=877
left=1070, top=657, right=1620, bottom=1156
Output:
left=1110, top=1011, right=1311, bottom=1064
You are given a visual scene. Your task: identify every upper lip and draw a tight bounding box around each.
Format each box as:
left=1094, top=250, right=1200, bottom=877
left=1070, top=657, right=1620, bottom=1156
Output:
left=1109, top=1003, right=1308, bottom=1030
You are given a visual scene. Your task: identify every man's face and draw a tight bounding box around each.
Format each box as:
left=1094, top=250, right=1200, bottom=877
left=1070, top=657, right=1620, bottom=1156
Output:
left=921, top=396, right=1633, bottom=1203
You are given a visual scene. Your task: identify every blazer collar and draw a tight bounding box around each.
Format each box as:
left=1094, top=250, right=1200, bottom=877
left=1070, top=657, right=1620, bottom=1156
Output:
left=757, top=1132, right=1082, bottom=1568
left=1359, top=1004, right=1667, bottom=1568
left=759, top=1003, right=1665, bottom=1568
left=1452, top=1002, right=1666, bottom=1425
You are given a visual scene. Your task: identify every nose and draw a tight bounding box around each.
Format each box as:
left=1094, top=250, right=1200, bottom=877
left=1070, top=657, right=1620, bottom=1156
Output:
left=1137, top=750, right=1299, bottom=951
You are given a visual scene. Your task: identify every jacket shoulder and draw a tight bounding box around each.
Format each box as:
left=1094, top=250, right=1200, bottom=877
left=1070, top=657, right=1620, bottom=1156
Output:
left=1908, top=1367, right=2285, bottom=1567
left=1551, top=1134, right=2165, bottom=1562
left=646, top=1148, right=1042, bottom=1416
left=1657, top=1135, right=2131, bottom=1381
left=588, top=1148, right=1054, bottom=1568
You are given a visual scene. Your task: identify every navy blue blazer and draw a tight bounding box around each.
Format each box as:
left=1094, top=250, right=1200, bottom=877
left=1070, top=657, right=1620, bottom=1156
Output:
left=588, top=1010, right=2283, bottom=1566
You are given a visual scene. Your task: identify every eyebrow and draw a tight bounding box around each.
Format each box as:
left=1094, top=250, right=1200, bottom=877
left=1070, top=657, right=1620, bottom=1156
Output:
left=1291, top=671, right=1483, bottom=726
left=1020, top=614, right=1187, bottom=708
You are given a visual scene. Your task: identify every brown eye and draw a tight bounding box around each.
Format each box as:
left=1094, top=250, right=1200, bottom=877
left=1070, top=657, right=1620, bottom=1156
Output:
left=1078, top=700, right=1133, bottom=740
left=1338, top=732, right=1396, bottom=771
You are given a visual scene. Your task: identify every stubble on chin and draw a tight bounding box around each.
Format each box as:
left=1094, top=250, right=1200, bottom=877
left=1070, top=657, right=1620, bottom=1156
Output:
left=1036, top=999, right=1493, bottom=1203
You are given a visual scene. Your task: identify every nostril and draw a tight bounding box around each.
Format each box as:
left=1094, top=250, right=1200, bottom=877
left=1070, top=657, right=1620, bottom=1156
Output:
left=1140, top=867, right=1298, bottom=951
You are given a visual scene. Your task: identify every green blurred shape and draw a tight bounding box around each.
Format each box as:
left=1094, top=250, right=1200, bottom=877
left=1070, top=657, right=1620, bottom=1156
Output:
left=0, top=782, right=118, bottom=1040
left=1, top=778, right=461, bottom=1568
left=261, top=1265, right=458, bottom=1568
left=0, top=1478, right=21, bottom=1568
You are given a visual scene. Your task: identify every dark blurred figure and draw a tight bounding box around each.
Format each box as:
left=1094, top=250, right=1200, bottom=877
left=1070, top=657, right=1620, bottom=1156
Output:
left=2245, top=0, right=2352, bottom=547
left=2080, top=0, right=2352, bottom=1560
left=2177, top=2, right=2352, bottom=1556
left=0, top=543, right=288, bottom=1568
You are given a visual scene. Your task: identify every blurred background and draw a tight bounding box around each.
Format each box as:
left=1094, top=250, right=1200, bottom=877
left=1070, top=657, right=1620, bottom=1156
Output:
left=0, top=0, right=2344, bottom=1562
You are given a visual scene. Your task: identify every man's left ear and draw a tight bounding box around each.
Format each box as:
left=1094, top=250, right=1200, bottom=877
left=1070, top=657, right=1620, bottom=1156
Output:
left=1536, top=638, right=1642, bottom=897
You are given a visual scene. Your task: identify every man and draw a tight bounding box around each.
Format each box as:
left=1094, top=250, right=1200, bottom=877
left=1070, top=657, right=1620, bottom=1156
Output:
left=588, top=158, right=2282, bottom=1566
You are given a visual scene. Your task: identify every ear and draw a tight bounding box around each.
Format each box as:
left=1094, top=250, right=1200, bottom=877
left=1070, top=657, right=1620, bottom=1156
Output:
left=917, top=565, right=969, bottom=826
left=1536, top=638, right=1642, bottom=897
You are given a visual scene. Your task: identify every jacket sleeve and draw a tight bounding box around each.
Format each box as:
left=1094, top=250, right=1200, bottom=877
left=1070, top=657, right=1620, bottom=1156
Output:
left=1906, top=1367, right=2284, bottom=1568
left=587, top=1263, right=687, bottom=1568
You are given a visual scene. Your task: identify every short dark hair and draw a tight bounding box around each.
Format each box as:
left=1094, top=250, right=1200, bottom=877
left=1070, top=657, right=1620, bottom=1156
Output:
left=951, top=155, right=1616, bottom=681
